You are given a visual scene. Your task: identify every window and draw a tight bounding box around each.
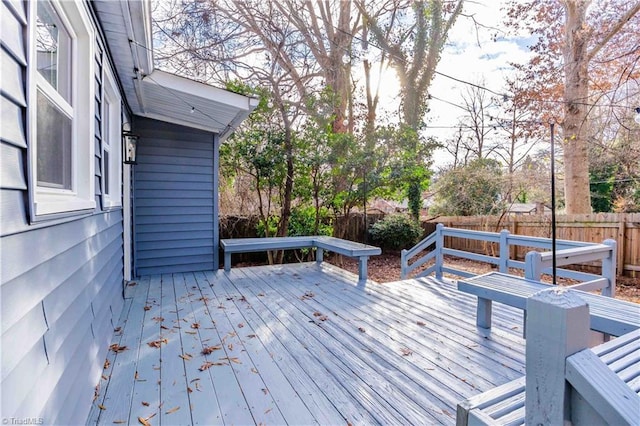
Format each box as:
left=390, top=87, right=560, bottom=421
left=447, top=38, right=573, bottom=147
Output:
left=102, top=66, right=122, bottom=208
left=29, top=0, right=95, bottom=218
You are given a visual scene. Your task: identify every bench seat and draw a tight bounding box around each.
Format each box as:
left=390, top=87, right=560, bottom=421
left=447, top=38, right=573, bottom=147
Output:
left=458, top=272, right=640, bottom=337
left=220, top=236, right=381, bottom=285
left=457, top=329, right=640, bottom=426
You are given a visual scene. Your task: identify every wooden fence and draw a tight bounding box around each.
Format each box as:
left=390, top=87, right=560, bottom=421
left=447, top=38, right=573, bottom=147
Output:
left=219, top=212, right=640, bottom=277
left=430, top=213, right=640, bottom=277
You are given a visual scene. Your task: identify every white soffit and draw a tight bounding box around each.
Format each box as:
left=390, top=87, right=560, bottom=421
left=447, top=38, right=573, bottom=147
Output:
left=139, top=70, right=259, bottom=138
left=93, top=1, right=258, bottom=138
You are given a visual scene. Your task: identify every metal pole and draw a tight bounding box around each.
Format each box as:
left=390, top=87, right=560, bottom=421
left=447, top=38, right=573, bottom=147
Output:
left=550, top=122, right=557, bottom=285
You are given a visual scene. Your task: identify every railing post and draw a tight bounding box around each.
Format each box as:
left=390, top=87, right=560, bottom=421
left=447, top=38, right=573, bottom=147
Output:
left=400, top=249, right=408, bottom=280
left=435, top=224, right=444, bottom=280
left=525, top=289, right=590, bottom=425
left=602, top=239, right=617, bottom=297
left=499, top=229, right=510, bottom=273
left=316, top=247, right=324, bottom=265
left=524, top=251, right=542, bottom=281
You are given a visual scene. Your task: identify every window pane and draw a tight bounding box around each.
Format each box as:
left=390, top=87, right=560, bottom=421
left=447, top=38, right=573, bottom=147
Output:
left=36, top=1, right=71, bottom=103
left=37, top=91, right=72, bottom=189
left=104, top=151, right=110, bottom=195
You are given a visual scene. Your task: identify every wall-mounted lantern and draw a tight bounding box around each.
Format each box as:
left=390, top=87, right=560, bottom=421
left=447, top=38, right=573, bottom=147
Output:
left=123, top=131, right=139, bottom=165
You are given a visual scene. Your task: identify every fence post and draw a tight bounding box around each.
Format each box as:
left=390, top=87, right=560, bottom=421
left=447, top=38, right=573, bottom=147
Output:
left=400, top=249, right=408, bottom=280
left=526, top=288, right=590, bottom=425
left=499, top=229, right=510, bottom=273
left=602, top=239, right=617, bottom=297
left=524, top=250, right=542, bottom=281
left=435, top=223, right=444, bottom=280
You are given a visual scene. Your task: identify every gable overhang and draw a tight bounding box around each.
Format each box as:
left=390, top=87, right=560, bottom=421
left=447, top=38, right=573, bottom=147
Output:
left=92, top=0, right=257, bottom=139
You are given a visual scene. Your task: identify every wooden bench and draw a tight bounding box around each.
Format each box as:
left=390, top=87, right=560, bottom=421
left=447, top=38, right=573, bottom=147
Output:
left=457, top=272, right=640, bottom=337
left=220, top=236, right=381, bottom=285
left=457, top=328, right=640, bottom=426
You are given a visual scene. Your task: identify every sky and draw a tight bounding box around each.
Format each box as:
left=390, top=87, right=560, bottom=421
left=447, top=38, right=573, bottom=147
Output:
left=419, top=0, right=534, bottom=167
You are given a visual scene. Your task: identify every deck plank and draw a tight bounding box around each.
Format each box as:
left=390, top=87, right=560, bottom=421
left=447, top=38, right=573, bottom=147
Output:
left=179, top=272, right=256, bottom=425
left=239, top=265, right=457, bottom=423
left=93, top=277, right=150, bottom=424
left=207, top=270, right=349, bottom=425
left=158, top=273, right=193, bottom=425
left=88, top=262, right=532, bottom=425
left=128, top=275, right=162, bottom=425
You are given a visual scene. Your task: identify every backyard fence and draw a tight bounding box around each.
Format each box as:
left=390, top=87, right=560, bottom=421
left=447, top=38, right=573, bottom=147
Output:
left=218, top=212, right=639, bottom=277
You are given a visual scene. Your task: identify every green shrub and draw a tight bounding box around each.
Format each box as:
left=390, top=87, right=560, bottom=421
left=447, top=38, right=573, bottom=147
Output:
left=368, top=214, right=423, bottom=251
left=288, top=206, right=333, bottom=237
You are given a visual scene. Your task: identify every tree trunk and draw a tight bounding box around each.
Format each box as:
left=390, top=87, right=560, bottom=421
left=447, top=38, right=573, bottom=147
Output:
left=561, top=0, right=592, bottom=214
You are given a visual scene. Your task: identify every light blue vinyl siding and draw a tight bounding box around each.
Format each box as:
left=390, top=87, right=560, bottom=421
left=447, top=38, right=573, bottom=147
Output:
left=0, top=2, right=124, bottom=424
left=134, top=117, right=216, bottom=275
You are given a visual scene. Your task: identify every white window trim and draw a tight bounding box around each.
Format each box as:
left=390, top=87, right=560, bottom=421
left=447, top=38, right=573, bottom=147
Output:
left=28, top=0, right=96, bottom=219
left=102, top=64, right=122, bottom=209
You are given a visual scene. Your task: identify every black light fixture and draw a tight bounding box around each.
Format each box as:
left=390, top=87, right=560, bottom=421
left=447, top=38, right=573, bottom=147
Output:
left=123, top=131, right=139, bottom=165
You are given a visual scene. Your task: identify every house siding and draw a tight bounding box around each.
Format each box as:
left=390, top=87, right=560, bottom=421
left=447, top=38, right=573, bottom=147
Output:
left=0, top=1, right=124, bottom=424
left=134, top=117, right=216, bottom=276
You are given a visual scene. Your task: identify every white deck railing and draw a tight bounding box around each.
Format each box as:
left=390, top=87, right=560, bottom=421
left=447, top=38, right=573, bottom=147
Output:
left=401, top=224, right=617, bottom=294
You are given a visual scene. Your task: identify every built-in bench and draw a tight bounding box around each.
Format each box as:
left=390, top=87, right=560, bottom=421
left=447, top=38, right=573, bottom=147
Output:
left=220, top=236, right=381, bottom=285
left=458, top=272, right=640, bottom=337
left=457, top=328, right=640, bottom=426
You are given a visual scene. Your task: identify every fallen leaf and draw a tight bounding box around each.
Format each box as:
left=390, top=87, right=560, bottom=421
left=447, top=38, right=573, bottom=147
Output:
left=417, top=321, right=426, bottom=326
left=102, top=374, right=108, bottom=380
left=185, top=331, right=197, bottom=335
left=160, top=325, right=169, bottom=330
left=191, top=322, right=200, bottom=329
left=114, top=327, right=122, bottom=332
left=313, top=311, right=323, bottom=317
left=251, top=368, right=258, bottom=374
left=265, top=408, right=272, bottom=414
left=220, top=356, right=242, bottom=364
left=143, top=306, right=151, bottom=311
left=179, top=353, right=193, bottom=361
left=318, top=315, right=328, bottom=321
left=201, top=345, right=222, bottom=355
left=128, top=282, right=137, bottom=287
left=257, top=292, right=265, bottom=297
left=190, top=378, right=201, bottom=383
left=147, top=412, right=157, bottom=419
left=113, top=421, right=126, bottom=424
left=147, top=338, right=168, bottom=348
left=134, top=371, right=139, bottom=380
left=227, top=343, right=234, bottom=351
left=358, top=327, right=366, bottom=333
left=109, top=343, right=128, bottom=353
left=142, top=401, right=150, bottom=407
left=103, top=359, right=110, bottom=369
left=165, top=406, right=180, bottom=414
left=237, top=323, right=244, bottom=328
left=400, top=347, right=413, bottom=356
left=138, top=417, right=150, bottom=426
left=187, top=386, right=193, bottom=393
left=300, top=291, right=315, bottom=300
left=247, top=334, right=257, bottom=338
left=152, top=316, right=164, bottom=323
left=261, top=388, right=268, bottom=395
left=98, top=404, right=106, bottom=410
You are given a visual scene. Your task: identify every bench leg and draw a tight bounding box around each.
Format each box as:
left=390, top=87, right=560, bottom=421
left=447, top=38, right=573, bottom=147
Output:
left=224, top=252, right=231, bottom=272
left=477, top=298, right=492, bottom=329
left=316, top=248, right=324, bottom=265
left=358, top=256, right=369, bottom=287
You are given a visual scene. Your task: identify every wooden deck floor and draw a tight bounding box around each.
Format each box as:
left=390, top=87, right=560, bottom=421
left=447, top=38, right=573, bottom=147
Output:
left=87, top=263, right=526, bottom=425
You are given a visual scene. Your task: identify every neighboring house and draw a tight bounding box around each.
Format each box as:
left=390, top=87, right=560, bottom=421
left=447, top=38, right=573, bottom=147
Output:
left=507, top=202, right=552, bottom=215
left=1, top=1, right=257, bottom=423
